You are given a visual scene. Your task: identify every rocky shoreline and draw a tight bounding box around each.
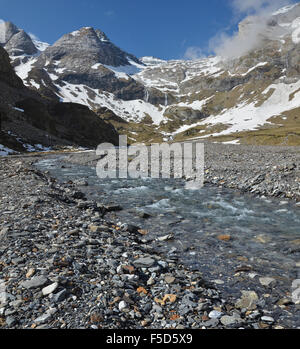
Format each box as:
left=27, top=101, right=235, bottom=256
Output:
left=0, top=143, right=300, bottom=329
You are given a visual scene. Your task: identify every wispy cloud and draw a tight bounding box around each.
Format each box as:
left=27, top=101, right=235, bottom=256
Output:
left=184, top=46, right=206, bottom=60
left=29, top=32, right=40, bottom=41
left=183, top=0, right=295, bottom=61
left=209, top=0, right=295, bottom=59
left=104, top=10, right=115, bottom=17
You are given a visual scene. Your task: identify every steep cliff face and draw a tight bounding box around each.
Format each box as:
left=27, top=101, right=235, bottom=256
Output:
left=0, top=45, right=119, bottom=152
left=0, top=44, right=24, bottom=88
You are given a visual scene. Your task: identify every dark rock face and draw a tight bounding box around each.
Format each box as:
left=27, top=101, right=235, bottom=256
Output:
left=96, top=107, right=128, bottom=124
left=27, top=67, right=60, bottom=100
left=13, top=98, right=119, bottom=147
left=47, top=102, right=119, bottom=147
left=0, top=46, right=24, bottom=88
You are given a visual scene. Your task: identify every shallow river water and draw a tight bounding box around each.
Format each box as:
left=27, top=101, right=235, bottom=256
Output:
left=36, top=156, right=300, bottom=296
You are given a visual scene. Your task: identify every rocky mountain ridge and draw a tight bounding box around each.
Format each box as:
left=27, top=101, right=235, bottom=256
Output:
left=2, top=2, right=300, bottom=147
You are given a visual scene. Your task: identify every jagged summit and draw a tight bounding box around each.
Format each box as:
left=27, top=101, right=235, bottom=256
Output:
left=47, top=26, right=141, bottom=67
left=68, top=27, right=110, bottom=43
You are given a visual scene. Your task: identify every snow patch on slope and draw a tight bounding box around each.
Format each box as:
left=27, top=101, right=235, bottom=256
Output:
left=228, top=62, right=269, bottom=77
left=291, top=18, right=300, bottom=44
left=14, top=58, right=37, bottom=82
left=103, top=64, right=137, bottom=80
left=273, top=3, right=299, bottom=16
left=140, top=56, right=167, bottom=66
left=55, top=82, right=166, bottom=125
left=192, top=80, right=300, bottom=139
left=177, top=97, right=213, bottom=110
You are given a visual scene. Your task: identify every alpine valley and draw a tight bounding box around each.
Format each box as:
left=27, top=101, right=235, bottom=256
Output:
left=1, top=3, right=300, bottom=331
left=1, top=2, right=300, bottom=152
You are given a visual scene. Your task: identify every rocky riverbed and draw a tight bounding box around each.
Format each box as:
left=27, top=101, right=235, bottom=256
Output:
left=63, top=143, right=300, bottom=202
left=0, top=143, right=300, bottom=329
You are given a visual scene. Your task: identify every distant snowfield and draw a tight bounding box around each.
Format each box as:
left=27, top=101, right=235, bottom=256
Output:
left=221, top=140, right=240, bottom=145
left=228, top=62, right=268, bottom=77
left=103, top=64, right=135, bottom=80
left=188, top=79, right=300, bottom=139
left=292, top=25, right=300, bottom=44
left=31, top=38, right=49, bottom=52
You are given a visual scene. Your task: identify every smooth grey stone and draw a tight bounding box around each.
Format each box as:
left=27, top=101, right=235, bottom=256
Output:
left=20, top=276, right=49, bottom=289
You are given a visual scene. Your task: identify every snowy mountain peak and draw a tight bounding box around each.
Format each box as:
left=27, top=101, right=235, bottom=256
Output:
left=67, top=27, right=110, bottom=43
left=48, top=26, right=142, bottom=68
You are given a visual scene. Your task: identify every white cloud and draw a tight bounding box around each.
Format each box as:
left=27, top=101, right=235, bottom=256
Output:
left=104, top=10, right=115, bottom=17
left=29, top=32, right=40, bottom=41
left=182, top=0, right=296, bottom=61
left=209, top=0, right=295, bottom=59
left=209, top=19, right=267, bottom=59
left=0, top=19, right=5, bottom=24
left=184, top=46, right=206, bottom=60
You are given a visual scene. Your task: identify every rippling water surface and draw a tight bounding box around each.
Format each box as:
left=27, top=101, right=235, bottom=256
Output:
left=36, top=156, right=300, bottom=290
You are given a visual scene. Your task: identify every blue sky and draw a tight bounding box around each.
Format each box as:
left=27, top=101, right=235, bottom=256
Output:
left=0, top=0, right=298, bottom=60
